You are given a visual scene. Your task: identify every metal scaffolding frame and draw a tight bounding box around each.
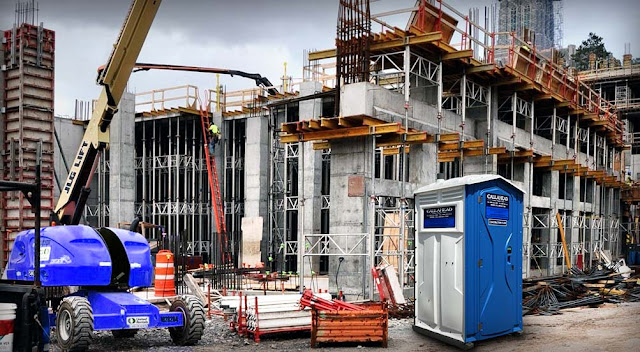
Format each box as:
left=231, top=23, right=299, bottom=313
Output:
left=133, top=114, right=213, bottom=258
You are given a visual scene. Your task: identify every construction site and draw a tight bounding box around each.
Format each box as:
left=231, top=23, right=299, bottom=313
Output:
left=1, top=0, right=640, bottom=351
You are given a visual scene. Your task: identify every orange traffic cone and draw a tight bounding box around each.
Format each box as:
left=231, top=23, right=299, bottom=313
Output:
left=154, top=250, right=176, bottom=297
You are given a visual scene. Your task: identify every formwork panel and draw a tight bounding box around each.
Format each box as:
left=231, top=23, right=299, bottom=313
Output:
left=1, top=23, right=55, bottom=265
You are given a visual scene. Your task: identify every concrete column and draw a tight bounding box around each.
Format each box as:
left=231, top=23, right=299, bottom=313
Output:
left=297, top=81, right=324, bottom=276
left=243, top=114, right=269, bottom=263
left=329, top=137, right=372, bottom=298
left=109, top=92, right=136, bottom=227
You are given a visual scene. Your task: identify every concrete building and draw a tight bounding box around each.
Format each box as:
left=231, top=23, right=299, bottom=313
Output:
left=115, top=2, right=631, bottom=298
left=8, top=1, right=635, bottom=300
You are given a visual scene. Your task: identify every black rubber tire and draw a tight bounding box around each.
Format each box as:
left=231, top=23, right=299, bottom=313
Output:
left=169, top=295, right=205, bottom=346
left=56, top=296, right=93, bottom=352
left=111, top=329, right=138, bottom=338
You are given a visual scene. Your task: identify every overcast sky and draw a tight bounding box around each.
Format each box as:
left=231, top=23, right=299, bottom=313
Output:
left=1, top=0, right=638, bottom=117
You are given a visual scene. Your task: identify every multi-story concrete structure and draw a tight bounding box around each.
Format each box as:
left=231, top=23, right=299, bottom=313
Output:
left=0, top=21, right=55, bottom=265
left=19, top=1, right=636, bottom=300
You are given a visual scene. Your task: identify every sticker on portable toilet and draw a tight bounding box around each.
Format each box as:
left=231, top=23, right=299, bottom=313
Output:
left=486, top=193, right=509, bottom=226
left=423, top=206, right=456, bottom=228
left=40, top=246, right=51, bottom=261
left=126, top=316, right=150, bottom=328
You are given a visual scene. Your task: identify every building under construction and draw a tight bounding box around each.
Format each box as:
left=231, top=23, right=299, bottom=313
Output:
left=3, top=0, right=638, bottom=299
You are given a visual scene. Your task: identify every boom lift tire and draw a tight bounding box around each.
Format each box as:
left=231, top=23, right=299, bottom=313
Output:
left=111, top=329, right=138, bottom=338
left=56, top=296, right=94, bottom=351
left=168, top=295, right=205, bottom=345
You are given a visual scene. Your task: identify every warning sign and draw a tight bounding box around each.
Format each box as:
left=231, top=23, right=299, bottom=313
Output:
left=423, top=206, right=456, bottom=228
left=126, top=316, right=150, bottom=328
left=486, top=193, right=509, bottom=226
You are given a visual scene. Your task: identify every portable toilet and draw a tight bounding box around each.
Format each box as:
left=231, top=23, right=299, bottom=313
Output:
left=413, top=175, right=524, bottom=349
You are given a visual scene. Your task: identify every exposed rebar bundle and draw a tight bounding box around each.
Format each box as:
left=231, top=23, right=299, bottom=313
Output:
left=335, top=0, right=371, bottom=115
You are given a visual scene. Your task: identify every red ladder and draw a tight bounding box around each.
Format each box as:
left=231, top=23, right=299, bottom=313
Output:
left=198, top=101, right=231, bottom=264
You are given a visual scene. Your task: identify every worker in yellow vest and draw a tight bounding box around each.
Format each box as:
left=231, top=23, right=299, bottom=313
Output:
left=208, top=122, right=220, bottom=154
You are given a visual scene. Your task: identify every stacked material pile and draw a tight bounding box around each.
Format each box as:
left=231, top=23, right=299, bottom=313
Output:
left=217, top=292, right=332, bottom=341
left=245, top=295, right=311, bottom=333
left=523, top=267, right=640, bottom=315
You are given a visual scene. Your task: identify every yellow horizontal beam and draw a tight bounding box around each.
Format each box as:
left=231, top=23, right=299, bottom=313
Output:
left=308, top=32, right=443, bottom=60
left=443, top=49, right=473, bottom=61
left=280, top=123, right=401, bottom=143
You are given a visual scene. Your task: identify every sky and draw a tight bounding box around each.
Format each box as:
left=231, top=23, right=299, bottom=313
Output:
left=1, top=0, right=639, bottom=117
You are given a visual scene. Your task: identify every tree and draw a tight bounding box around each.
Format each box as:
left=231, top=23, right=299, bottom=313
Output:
left=571, top=32, right=611, bottom=71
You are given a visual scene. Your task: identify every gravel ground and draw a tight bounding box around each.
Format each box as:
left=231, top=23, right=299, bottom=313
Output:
left=50, top=302, right=640, bottom=351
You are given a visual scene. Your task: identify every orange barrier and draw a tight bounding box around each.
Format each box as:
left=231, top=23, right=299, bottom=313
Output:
left=154, top=250, right=176, bottom=297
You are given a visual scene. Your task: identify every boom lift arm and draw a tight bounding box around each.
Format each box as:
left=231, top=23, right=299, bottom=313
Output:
left=100, top=62, right=279, bottom=95
left=54, top=0, right=162, bottom=225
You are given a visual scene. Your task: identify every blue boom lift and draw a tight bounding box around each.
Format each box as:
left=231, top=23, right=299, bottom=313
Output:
left=3, top=0, right=205, bottom=350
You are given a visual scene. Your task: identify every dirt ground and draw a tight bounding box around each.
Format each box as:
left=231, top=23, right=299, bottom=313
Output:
left=51, top=302, right=640, bottom=351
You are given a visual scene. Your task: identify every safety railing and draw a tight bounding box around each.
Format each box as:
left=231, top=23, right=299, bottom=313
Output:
left=135, top=85, right=199, bottom=113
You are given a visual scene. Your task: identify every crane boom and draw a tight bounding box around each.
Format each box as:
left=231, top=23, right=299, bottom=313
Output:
left=99, top=62, right=279, bottom=95
left=54, top=0, right=162, bottom=225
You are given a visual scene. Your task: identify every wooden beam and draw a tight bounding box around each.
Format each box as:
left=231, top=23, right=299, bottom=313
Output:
left=438, top=151, right=463, bottom=159
left=443, top=49, right=473, bottom=61
left=439, top=142, right=460, bottom=151
left=466, top=64, right=496, bottom=74
left=307, top=32, right=443, bottom=60
left=309, top=48, right=337, bottom=61
left=406, top=132, right=430, bottom=143
left=281, top=122, right=298, bottom=134
left=464, top=149, right=485, bottom=157
left=534, top=94, right=554, bottom=101
left=321, top=118, right=339, bottom=129
left=280, top=123, right=401, bottom=143
left=556, top=212, right=572, bottom=271
left=362, top=115, right=382, bottom=126
left=438, top=133, right=460, bottom=142
left=488, top=147, right=507, bottom=154
left=308, top=120, right=322, bottom=130
left=493, top=77, right=522, bottom=86
left=338, top=117, right=355, bottom=127
left=462, top=140, right=484, bottom=149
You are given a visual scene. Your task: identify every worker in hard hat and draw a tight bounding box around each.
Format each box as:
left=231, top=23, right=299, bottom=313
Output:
left=208, top=122, right=220, bottom=154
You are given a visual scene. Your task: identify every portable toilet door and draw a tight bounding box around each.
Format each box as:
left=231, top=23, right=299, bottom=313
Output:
left=413, top=175, right=524, bottom=349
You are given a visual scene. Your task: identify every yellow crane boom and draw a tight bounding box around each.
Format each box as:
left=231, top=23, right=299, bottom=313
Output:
left=54, top=0, right=162, bottom=225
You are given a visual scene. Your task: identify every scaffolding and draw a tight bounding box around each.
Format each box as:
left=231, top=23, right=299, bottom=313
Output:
left=495, top=0, right=562, bottom=51
left=133, top=89, right=213, bottom=261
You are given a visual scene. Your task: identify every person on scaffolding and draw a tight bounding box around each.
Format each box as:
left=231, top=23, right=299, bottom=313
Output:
left=208, top=122, right=220, bottom=154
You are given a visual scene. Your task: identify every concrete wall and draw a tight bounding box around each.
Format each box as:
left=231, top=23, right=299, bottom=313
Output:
left=243, top=114, right=269, bottom=264
left=328, top=137, right=372, bottom=297
left=109, top=92, right=136, bottom=227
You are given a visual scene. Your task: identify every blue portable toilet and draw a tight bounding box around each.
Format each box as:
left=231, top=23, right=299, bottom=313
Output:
left=413, top=175, right=524, bottom=349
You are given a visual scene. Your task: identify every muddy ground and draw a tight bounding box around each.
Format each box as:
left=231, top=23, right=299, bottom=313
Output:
left=50, top=302, right=640, bottom=351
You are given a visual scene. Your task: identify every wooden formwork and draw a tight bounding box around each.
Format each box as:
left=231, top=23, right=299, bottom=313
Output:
left=311, top=303, right=388, bottom=348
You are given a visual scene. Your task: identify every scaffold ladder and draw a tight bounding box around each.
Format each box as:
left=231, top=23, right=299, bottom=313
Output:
left=199, top=101, right=231, bottom=264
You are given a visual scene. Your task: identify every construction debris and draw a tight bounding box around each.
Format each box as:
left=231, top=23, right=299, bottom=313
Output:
left=299, top=290, right=365, bottom=311
left=372, top=264, right=406, bottom=305
left=523, top=267, right=640, bottom=315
